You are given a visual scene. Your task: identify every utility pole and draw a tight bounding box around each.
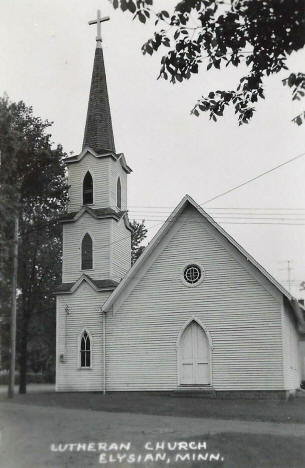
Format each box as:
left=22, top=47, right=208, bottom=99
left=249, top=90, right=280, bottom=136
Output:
left=8, top=214, right=18, bottom=399
left=279, top=260, right=293, bottom=293
left=287, top=260, right=292, bottom=293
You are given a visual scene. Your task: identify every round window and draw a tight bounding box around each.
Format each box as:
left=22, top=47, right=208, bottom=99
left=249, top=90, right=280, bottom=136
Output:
left=184, top=264, right=202, bottom=284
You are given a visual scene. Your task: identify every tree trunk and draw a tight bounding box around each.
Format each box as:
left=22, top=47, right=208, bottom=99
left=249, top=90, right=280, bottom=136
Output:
left=18, top=228, right=39, bottom=395
left=19, top=311, right=29, bottom=394
left=8, top=215, right=18, bottom=398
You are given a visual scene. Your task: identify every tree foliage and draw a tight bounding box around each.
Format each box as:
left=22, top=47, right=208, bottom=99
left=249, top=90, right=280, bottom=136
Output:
left=0, top=96, right=148, bottom=387
left=130, top=219, right=148, bottom=264
left=0, top=96, right=68, bottom=390
left=112, top=0, right=305, bottom=125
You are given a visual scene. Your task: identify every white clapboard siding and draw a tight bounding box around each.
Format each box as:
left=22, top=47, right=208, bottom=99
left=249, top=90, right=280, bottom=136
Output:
left=300, top=341, right=305, bottom=379
left=111, top=218, right=131, bottom=282
left=105, top=205, right=284, bottom=391
left=109, top=159, right=127, bottom=210
left=282, top=301, right=302, bottom=389
left=62, top=213, right=111, bottom=283
left=56, top=283, right=110, bottom=392
left=67, top=153, right=111, bottom=212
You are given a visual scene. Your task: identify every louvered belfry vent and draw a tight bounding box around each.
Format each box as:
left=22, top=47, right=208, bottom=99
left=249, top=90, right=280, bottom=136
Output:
left=82, top=47, right=116, bottom=153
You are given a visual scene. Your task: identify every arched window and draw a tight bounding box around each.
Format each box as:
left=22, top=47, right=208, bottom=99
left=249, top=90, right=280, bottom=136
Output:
left=81, top=233, right=93, bottom=270
left=80, top=330, right=91, bottom=368
left=117, top=177, right=122, bottom=209
left=83, top=171, right=93, bottom=205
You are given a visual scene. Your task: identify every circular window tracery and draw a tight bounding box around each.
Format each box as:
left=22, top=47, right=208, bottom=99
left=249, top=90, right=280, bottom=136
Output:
left=184, top=264, right=202, bottom=284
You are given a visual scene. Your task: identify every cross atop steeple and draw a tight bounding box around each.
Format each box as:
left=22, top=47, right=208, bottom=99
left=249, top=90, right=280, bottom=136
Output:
left=88, top=10, right=110, bottom=46
left=83, top=10, right=115, bottom=153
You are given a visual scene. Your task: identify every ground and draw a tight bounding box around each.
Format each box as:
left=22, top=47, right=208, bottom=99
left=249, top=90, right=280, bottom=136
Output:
left=1, top=385, right=305, bottom=468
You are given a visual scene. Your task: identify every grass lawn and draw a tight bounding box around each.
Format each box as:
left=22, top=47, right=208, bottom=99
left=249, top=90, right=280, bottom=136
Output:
left=165, top=433, right=305, bottom=468
left=1, top=389, right=305, bottom=423
left=1, top=399, right=305, bottom=467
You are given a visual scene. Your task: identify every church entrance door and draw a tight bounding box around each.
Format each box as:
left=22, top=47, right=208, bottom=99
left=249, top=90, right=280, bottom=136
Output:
left=179, top=321, right=210, bottom=385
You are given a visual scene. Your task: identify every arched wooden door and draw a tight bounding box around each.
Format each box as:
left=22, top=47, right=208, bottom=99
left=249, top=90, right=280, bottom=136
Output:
left=179, top=321, right=210, bottom=385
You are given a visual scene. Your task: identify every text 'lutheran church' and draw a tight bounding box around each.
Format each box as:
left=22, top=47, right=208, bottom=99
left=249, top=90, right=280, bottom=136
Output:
left=55, top=11, right=305, bottom=398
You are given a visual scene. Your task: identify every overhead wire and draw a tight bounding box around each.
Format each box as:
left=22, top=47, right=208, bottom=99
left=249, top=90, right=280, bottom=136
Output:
left=8, top=149, right=305, bottom=248
left=201, top=150, right=305, bottom=205
left=129, top=150, right=305, bottom=210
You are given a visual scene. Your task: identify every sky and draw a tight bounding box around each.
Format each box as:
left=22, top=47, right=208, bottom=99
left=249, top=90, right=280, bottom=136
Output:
left=1, top=0, right=305, bottom=299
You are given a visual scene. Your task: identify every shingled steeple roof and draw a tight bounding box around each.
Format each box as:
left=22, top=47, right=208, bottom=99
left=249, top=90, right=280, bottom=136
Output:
left=82, top=28, right=115, bottom=153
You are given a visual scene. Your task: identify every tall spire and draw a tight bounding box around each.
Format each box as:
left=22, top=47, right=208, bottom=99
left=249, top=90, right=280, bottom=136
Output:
left=82, top=10, right=115, bottom=153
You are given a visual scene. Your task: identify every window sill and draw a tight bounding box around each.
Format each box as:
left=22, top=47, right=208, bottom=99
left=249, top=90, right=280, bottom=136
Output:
left=77, top=367, right=93, bottom=370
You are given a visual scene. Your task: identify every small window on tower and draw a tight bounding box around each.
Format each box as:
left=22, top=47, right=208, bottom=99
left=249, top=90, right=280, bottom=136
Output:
left=83, top=171, right=93, bottom=205
left=80, top=330, right=91, bottom=368
left=117, top=177, right=122, bottom=209
left=81, top=233, right=93, bottom=270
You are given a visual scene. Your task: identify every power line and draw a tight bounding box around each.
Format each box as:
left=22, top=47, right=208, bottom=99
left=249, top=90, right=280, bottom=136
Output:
left=129, top=209, right=305, bottom=214
left=10, top=211, right=305, bottom=246
left=218, top=222, right=305, bottom=226
left=129, top=208, right=305, bottom=213
left=128, top=206, right=305, bottom=211
left=9, top=151, right=305, bottom=248
left=131, top=148, right=305, bottom=209
left=200, top=150, right=305, bottom=206
left=129, top=211, right=305, bottom=218
left=201, top=207, right=305, bottom=211
left=139, top=220, right=305, bottom=225
left=130, top=215, right=305, bottom=221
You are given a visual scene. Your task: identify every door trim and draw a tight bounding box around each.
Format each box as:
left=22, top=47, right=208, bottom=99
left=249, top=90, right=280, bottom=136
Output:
left=176, top=317, right=213, bottom=387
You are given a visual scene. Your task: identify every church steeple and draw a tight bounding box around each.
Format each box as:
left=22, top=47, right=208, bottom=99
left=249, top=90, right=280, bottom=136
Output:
left=59, top=10, right=131, bottom=286
left=82, top=10, right=115, bottom=153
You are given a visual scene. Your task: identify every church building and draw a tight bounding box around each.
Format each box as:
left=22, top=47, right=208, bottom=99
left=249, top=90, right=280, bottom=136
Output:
left=55, top=11, right=305, bottom=398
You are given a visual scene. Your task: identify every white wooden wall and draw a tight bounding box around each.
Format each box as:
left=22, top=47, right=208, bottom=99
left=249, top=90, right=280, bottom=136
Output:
left=110, top=218, right=131, bottom=282
left=63, top=213, right=130, bottom=284
left=67, top=153, right=128, bottom=213
left=67, top=153, right=111, bottom=212
left=62, top=213, right=111, bottom=283
left=56, top=283, right=110, bottom=392
left=282, top=301, right=302, bottom=389
left=109, top=158, right=127, bottom=211
left=105, top=205, right=285, bottom=391
left=300, top=341, right=305, bottom=380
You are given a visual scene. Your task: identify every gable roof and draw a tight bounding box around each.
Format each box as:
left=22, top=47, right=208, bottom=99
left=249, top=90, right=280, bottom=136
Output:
left=54, top=274, right=118, bottom=295
left=64, top=147, right=132, bottom=174
left=102, top=194, right=305, bottom=332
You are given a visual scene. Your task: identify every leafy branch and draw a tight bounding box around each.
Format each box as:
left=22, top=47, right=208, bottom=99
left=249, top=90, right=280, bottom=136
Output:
left=283, top=72, right=305, bottom=125
left=112, top=0, right=305, bottom=125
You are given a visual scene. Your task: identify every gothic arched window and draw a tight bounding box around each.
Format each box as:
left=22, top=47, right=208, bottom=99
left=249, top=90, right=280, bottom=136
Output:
left=81, top=233, right=93, bottom=270
left=83, top=171, right=93, bottom=205
left=80, top=330, right=91, bottom=368
left=117, top=177, right=122, bottom=209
